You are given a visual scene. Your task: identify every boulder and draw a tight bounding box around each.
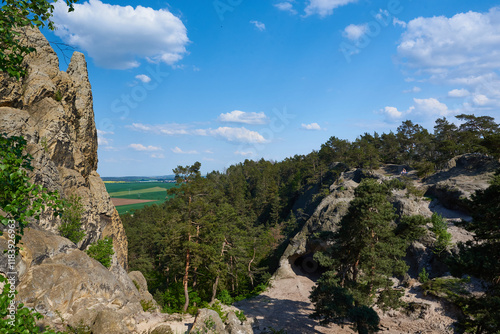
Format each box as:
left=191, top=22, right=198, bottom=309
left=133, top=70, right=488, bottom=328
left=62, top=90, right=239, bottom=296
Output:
left=190, top=309, right=227, bottom=333
left=129, top=271, right=161, bottom=312
left=0, top=228, right=142, bottom=333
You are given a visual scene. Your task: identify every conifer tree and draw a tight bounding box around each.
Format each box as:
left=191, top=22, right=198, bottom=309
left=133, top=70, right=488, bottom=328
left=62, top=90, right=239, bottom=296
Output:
left=311, top=179, right=425, bottom=333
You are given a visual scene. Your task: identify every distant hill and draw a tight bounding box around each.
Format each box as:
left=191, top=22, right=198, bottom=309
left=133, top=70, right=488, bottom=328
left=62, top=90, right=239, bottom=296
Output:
left=102, top=175, right=176, bottom=182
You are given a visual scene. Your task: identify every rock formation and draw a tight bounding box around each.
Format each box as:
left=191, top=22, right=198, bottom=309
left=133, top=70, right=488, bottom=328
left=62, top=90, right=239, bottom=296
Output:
left=0, top=28, right=158, bottom=333
left=0, top=27, right=128, bottom=269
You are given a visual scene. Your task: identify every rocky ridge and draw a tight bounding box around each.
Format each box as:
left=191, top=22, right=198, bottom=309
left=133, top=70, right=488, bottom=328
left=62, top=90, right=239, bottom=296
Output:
left=253, top=156, right=498, bottom=334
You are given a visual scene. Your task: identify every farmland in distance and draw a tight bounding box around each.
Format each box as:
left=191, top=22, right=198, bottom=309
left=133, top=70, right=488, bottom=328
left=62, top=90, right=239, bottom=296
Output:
left=105, top=182, right=177, bottom=215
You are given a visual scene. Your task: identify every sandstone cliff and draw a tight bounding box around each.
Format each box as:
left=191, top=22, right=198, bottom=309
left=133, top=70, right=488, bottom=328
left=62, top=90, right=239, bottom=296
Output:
left=0, top=28, right=127, bottom=269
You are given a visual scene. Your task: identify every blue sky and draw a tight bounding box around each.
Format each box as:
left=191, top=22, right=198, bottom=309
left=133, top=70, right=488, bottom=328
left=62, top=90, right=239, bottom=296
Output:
left=42, top=0, right=500, bottom=176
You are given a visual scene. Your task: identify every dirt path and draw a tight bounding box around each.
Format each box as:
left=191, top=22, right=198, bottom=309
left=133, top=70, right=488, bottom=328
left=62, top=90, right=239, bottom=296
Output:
left=236, top=272, right=458, bottom=334
left=235, top=274, right=354, bottom=334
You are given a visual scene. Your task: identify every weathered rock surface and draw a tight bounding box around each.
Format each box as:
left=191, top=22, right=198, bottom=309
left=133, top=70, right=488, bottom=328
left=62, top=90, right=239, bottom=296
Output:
left=129, top=271, right=161, bottom=312
left=189, top=308, right=253, bottom=334
left=424, top=153, right=500, bottom=213
left=0, top=27, right=128, bottom=269
left=0, top=228, right=141, bottom=333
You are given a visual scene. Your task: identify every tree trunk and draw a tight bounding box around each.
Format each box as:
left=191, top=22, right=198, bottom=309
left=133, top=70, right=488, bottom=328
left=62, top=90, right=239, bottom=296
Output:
left=248, top=247, right=256, bottom=287
left=211, top=239, right=228, bottom=303
left=182, top=234, right=191, bottom=313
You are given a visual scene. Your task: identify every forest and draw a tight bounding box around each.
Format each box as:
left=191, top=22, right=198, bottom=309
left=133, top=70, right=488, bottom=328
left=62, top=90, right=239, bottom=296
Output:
left=122, top=114, right=500, bottom=333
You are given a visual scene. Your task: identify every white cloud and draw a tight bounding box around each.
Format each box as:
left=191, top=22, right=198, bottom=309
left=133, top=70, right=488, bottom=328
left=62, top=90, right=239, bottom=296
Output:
left=135, top=74, right=151, bottom=83
left=412, top=98, right=453, bottom=116
left=274, top=2, right=297, bottom=14
left=171, top=147, right=198, bottom=154
left=304, top=0, right=358, bottom=17
left=129, top=143, right=162, bottom=151
left=382, top=98, right=456, bottom=122
left=209, top=127, right=267, bottom=144
left=128, top=122, right=268, bottom=144
left=250, top=20, right=266, bottom=31
left=52, top=0, right=189, bottom=69
left=448, top=88, right=470, bottom=97
left=301, top=122, right=322, bottom=130
left=393, top=17, right=406, bottom=28
left=403, top=86, right=421, bottom=93
left=473, top=94, right=490, bottom=106
left=218, top=110, right=268, bottom=124
left=398, top=8, right=500, bottom=75
left=235, top=150, right=255, bottom=156
left=382, top=106, right=403, bottom=120
left=151, top=153, right=165, bottom=159
left=343, top=23, right=368, bottom=41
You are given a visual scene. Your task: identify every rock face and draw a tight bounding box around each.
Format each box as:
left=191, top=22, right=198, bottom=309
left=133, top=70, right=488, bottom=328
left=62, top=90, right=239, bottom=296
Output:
left=0, top=27, right=128, bottom=269
left=424, top=153, right=500, bottom=213
left=0, top=28, right=160, bottom=333
left=0, top=228, right=142, bottom=333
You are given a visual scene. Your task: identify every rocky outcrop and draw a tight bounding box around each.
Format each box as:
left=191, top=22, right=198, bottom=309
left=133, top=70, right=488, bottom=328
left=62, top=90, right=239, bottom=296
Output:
left=0, top=27, right=128, bottom=269
left=424, top=153, right=500, bottom=213
left=129, top=271, right=161, bottom=312
left=0, top=228, right=141, bottom=333
left=190, top=308, right=253, bottom=334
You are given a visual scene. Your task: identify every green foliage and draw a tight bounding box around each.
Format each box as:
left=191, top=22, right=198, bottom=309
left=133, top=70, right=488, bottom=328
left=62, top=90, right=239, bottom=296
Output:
left=53, top=90, right=63, bottom=102
left=421, top=277, right=470, bottom=302
left=0, top=134, right=63, bottom=244
left=140, top=299, right=156, bottom=312
left=0, top=0, right=78, bottom=79
left=132, top=280, right=140, bottom=291
left=58, top=193, right=85, bottom=244
left=86, top=237, right=114, bottom=268
left=455, top=292, right=500, bottom=334
left=216, top=290, right=233, bottom=305
left=418, top=268, right=429, bottom=283
left=310, top=179, right=424, bottom=333
left=448, top=171, right=500, bottom=333
left=234, top=310, right=246, bottom=323
left=430, top=213, right=452, bottom=255
left=414, top=161, right=435, bottom=178
left=205, top=301, right=227, bottom=322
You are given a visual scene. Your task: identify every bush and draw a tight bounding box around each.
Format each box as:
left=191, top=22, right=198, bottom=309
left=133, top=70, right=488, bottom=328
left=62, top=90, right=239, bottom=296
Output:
left=430, top=213, right=452, bottom=255
left=418, top=268, right=430, bottom=283
left=86, top=237, right=114, bottom=268
left=217, top=289, right=233, bottom=305
left=58, top=193, right=86, bottom=244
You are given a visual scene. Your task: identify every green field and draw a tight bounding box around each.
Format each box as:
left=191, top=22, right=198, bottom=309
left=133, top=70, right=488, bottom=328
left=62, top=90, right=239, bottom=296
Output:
left=105, top=182, right=177, bottom=215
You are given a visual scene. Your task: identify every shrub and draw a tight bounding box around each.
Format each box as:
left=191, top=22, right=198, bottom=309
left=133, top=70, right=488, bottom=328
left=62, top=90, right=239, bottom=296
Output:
left=58, top=193, right=86, bottom=244
left=140, top=299, right=156, bottom=312
left=235, top=310, right=246, bottom=323
left=418, top=268, right=430, bottom=283
left=217, top=289, right=233, bottom=305
left=430, top=213, right=452, bottom=255
left=86, top=237, right=114, bottom=268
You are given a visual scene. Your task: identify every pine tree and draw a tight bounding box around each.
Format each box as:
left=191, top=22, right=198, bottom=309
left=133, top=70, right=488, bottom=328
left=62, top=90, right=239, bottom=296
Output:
left=311, top=179, right=421, bottom=333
